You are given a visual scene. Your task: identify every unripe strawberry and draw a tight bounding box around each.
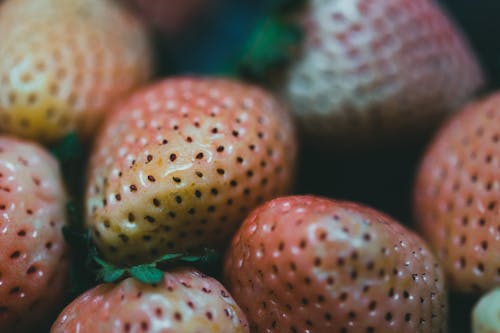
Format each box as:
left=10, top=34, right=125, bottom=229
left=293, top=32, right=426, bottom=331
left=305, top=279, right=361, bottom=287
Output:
left=414, top=92, right=500, bottom=293
left=0, top=0, right=152, bottom=142
left=86, top=77, right=297, bottom=266
left=0, top=136, right=68, bottom=331
left=225, top=195, right=447, bottom=333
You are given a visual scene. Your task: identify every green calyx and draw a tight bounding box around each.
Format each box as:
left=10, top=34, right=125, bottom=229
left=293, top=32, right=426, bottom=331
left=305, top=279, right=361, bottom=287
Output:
left=93, top=249, right=222, bottom=285
left=238, top=17, right=303, bottom=83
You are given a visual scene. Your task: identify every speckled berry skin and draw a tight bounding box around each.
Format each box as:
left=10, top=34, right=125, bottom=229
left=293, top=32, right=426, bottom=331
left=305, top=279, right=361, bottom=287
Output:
left=51, top=268, right=249, bottom=333
left=86, top=77, right=297, bottom=266
left=285, top=0, right=483, bottom=145
left=225, top=196, right=447, bottom=333
left=0, top=0, right=152, bottom=143
left=414, top=93, right=500, bottom=294
left=0, top=136, right=68, bottom=332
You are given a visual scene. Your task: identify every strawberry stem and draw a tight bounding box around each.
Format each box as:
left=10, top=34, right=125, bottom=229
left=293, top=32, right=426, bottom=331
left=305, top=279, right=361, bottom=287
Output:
left=92, top=249, right=222, bottom=284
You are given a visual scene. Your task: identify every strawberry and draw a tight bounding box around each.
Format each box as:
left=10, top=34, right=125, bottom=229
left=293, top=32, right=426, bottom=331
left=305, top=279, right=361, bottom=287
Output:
left=0, top=0, right=152, bottom=143
left=472, top=288, right=500, bottom=333
left=51, top=267, right=249, bottom=332
left=86, top=77, right=297, bottom=266
left=243, top=0, right=483, bottom=146
left=414, top=92, right=500, bottom=293
left=124, top=0, right=209, bottom=37
left=224, top=195, right=447, bottom=333
left=0, top=136, right=68, bottom=332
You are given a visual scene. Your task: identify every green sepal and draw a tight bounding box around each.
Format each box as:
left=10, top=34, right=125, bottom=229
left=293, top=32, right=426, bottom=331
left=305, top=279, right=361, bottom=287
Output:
left=179, top=256, right=201, bottom=263
left=178, top=249, right=222, bottom=264
left=238, top=17, right=303, bottom=83
left=155, top=253, right=185, bottom=262
left=92, top=248, right=223, bottom=285
left=129, top=265, right=164, bottom=284
left=102, top=269, right=126, bottom=283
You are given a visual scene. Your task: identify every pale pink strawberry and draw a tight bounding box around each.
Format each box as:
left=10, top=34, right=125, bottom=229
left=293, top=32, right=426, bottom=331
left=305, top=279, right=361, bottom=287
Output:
left=0, top=136, right=68, bottom=332
left=225, top=195, right=447, bottom=332
left=283, top=0, right=483, bottom=145
left=414, top=92, right=500, bottom=293
left=86, top=77, right=297, bottom=266
left=51, top=268, right=249, bottom=333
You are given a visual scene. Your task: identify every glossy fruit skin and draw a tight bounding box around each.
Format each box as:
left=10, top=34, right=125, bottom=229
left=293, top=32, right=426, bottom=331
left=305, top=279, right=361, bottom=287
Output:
left=414, top=93, right=500, bottom=293
left=224, top=195, right=447, bottom=333
left=0, top=0, right=152, bottom=143
left=124, top=0, right=209, bottom=37
left=0, top=136, right=68, bottom=332
left=285, top=0, right=483, bottom=146
left=86, top=77, right=297, bottom=266
left=51, top=268, right=249, bottom=333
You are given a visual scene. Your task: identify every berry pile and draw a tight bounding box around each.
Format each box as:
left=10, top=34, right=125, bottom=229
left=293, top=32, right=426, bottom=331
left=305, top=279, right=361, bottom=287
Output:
left=0, top=0, right=497, bottom=332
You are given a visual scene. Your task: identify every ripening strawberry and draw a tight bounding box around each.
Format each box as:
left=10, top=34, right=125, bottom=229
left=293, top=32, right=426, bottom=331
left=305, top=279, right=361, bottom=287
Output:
left=51, top=268, right=249, bottom=333
left=123, top=0, right=209, bottom=37
left=472, top=288, right=500, bottom=333
left=414, top=93, right=500, bottom=293
left=86, top=77, right=297, bottom=266
left=224, top=195, right=447, bottom=333
left=258, top=0, right=483, bottom=145
left=0, top=136, right=68, bottom=332
left=0, top=0, right=152, bottom=143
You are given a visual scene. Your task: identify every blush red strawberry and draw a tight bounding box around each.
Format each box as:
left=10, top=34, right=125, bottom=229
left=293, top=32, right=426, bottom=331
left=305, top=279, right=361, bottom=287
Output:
left=0, top=136, right=68, bottom=332
left=414, top=92, right=500, bottom=293
left=51, top=268, right=249, bottom=332
left=224, top=195, right=447, bottom=332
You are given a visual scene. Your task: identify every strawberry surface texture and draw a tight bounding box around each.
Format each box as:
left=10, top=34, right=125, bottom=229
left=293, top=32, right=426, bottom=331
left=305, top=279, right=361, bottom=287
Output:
left=414, top=92, right=500, bottom=293
left=86, top=77, right=297, bottom=266
left=224, top=195, right=447, bottom=333
left=0, top=136, right=68, bottom=332
left=0, top=0, right=152, bottom=142
left=50, top=268, right=249, bottom=333
left=284, top=0, right=483, bottom=145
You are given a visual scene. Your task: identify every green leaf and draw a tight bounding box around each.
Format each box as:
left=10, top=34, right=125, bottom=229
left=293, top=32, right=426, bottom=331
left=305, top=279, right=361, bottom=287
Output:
left=93, top=255, right=113, bottom=269
left=179, top=256, right=202, bottom=263
left=129, top=265, right=164, bottom=284
left=155, top=252, right=185, bottom=263
left=101, top=268, right=126, bottom=283
left=238, top=17, right=303, bottom=83
left=93, top=255, right=126, bottom=283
